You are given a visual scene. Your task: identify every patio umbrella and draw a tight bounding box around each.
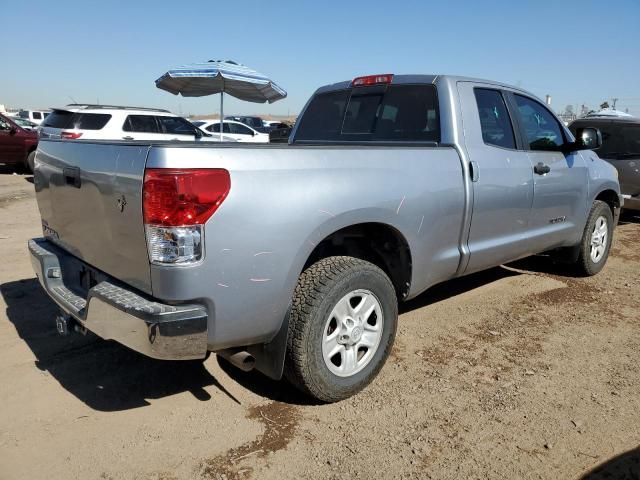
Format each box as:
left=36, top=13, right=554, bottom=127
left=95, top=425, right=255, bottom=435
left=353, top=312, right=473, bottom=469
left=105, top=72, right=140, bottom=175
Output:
left=155, top=60, right=287, bottom=140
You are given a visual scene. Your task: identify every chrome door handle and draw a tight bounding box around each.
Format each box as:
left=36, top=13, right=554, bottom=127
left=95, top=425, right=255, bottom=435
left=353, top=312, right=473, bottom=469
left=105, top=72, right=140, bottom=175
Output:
left=122, top=136, right=134, bottom=140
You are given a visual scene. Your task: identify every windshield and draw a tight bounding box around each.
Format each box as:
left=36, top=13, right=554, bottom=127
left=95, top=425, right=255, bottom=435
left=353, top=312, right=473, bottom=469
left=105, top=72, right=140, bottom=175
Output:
left=13, top=118, right=36, bottom=128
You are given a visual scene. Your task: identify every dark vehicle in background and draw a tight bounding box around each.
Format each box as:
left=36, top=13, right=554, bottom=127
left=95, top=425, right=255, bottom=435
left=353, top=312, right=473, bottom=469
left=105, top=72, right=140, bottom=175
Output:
left=570, top=117, right=640, bottom=210
left=0, top=112, right=38, bottom=172
left=263, top=121, right=290, bottom=132
left=269, top=124, right=292, bottom=143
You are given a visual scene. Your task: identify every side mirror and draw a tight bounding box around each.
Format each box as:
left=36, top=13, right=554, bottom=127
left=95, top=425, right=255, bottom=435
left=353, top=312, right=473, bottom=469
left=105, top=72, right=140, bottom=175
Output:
left=194, top=128, right=202, bottom=139
left=566, top=127, right=602, bottom=152
left=9, top=127, right=17, bottom=135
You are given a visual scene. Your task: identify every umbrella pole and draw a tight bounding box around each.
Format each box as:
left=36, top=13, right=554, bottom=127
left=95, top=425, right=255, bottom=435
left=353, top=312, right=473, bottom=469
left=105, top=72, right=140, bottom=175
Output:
left=219, top=91, right=224, bottom=141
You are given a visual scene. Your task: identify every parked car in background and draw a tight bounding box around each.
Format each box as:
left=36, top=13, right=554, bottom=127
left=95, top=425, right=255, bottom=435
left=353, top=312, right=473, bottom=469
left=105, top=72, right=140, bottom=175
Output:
left=197, top=119, right=269, bottom=142
left=0, top=112, right=38, bottom=171
left=29, top=73, right=620, bottom=403
left=570, top=116, right=640, bottom=210
left=263, top=121, right=290, bottom=132
left=268, top=124, right=292, bottom=143
left=39, top=105, right=233, bottom=142
left=11, top=117, right=38, bottom=131
left=18, top=110, right=51, bottom=125
left=263, top=120, right=287, bottom=128
left=225, top=115, right=267, bottom=132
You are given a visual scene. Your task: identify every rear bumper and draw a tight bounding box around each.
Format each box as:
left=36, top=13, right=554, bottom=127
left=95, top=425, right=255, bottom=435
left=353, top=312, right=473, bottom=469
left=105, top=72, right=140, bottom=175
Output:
left=28, top=238, right=208, bottom=360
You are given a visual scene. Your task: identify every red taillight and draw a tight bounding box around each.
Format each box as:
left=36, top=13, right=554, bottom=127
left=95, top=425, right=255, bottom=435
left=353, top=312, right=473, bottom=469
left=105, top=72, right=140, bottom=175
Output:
left=351, top=74, right=394, bottom=87
left=61, top=131, right=83, bottom=139
left=143, top=168, right=231, bottom=226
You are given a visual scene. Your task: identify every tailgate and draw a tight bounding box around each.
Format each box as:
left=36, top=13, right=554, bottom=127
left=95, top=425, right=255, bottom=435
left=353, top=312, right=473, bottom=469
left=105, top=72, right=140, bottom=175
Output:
left=34, top=140, right=152, bottom=294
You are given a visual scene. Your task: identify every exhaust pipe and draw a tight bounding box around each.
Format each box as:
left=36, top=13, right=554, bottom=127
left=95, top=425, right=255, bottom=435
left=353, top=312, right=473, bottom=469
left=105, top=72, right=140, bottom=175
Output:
left=217, top=348, right=256, bottom=372
left=56, top=313, right=71, bottom=336
left=55, top=312, right=87, bottom=336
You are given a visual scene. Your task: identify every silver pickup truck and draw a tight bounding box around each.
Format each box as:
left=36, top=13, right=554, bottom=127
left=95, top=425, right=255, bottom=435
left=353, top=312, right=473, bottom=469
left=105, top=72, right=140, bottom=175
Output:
left=29, top=74, right=622, bottom=402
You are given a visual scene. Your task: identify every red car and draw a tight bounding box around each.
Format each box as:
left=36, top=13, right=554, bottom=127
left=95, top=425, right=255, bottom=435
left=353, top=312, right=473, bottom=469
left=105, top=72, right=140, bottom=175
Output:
left=0, top=112, right=38, bottom=172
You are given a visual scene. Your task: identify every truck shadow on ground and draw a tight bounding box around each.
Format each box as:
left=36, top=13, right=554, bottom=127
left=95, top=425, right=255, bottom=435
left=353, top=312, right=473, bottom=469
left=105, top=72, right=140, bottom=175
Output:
left=579, top=447, right=640, bottom=479
left=2, top=262, right=555, bottom=410
left=0, top=278, right=241, bottom=411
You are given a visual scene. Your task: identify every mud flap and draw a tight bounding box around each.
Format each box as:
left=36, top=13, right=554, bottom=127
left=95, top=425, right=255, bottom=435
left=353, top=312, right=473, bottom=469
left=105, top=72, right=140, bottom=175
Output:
left=246, top=307, right=290, bottom=380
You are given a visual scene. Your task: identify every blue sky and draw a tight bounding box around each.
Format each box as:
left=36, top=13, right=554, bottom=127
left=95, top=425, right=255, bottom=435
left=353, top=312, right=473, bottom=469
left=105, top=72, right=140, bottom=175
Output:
left=2, top=0, right=639, bottom=117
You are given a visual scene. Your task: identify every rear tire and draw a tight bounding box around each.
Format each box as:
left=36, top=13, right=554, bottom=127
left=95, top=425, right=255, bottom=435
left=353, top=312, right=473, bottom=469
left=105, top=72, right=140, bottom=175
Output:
left=284, top=256, right=398, bottom=403
left=574, top=200, right=614, bottom=276
left=25, top=151, right=35, bottom=174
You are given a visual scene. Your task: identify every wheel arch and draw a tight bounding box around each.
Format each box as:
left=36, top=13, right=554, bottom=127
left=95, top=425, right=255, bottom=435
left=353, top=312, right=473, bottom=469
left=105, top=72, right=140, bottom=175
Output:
left=302, top=222, right=412, bottom=301
left=593, top=188, right=622, bottom=227
left=594, top=188, right=621, bottom=218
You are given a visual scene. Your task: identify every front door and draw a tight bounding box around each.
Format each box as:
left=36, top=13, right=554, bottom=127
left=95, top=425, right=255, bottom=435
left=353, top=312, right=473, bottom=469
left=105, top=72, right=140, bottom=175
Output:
left=510, top=93, right=589, bottom=250
left=458, top=83, right=535, bottom=273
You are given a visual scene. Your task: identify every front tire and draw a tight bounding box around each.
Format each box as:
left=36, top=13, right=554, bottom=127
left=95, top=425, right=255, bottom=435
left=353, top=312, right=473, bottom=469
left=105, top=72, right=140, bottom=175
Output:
left=575, top=200, right=614, bottom=276
left=285, top=256, right=398, bottom=403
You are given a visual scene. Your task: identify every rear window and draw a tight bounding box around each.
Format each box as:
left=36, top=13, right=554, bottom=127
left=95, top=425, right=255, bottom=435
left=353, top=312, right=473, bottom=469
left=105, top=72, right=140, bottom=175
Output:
left=123, top=115, right=159, bottom=133
left=295, top=84, right=440, bottom=142
left=41, top=111, right=111, bottom=130
left=42, top=111, right=74, bottom=128
left=72, top=113, right=111, bottom=130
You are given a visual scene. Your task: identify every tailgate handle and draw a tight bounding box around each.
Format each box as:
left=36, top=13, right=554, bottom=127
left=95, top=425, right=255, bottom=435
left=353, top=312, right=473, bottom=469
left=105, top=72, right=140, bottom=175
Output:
left=63, top=167, right=81, bottom=188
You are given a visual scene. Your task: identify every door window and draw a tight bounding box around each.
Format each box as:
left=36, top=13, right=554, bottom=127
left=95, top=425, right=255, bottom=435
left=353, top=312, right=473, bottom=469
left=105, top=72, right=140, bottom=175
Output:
left=207, top=123, right=231, bottom=133
left=71, top=113, right=111, bottom=130
left=0, top=118, right=11, bottom=131
left=123, top=115, right=159, bottom=133
left=32, top=112, right=42, bottom=120
left=157, top=116, right=197, bottom=135
left=229, top=123, right=253, bottom=135
left=513, top=95, right=565, bottom=151
left=474, top=89, right=516, bottom=149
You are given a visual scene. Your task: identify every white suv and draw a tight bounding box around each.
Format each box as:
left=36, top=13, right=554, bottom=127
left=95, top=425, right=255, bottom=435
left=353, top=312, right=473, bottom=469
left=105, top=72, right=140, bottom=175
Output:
left=38, top=105, right=235, bottom=142
left=18, top=110, right=51, bottom=125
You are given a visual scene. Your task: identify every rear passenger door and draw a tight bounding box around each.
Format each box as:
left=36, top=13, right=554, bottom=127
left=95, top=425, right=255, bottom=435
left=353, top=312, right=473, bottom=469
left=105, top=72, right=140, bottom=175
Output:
left=510, top=94, right=589, bottom=250
left=458, top=83, right=535, bottom=273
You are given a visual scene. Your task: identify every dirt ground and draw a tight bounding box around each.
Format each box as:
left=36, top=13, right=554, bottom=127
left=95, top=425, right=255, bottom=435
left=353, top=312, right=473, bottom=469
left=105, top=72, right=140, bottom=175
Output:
left=0, top=170, right=638, bottom=480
